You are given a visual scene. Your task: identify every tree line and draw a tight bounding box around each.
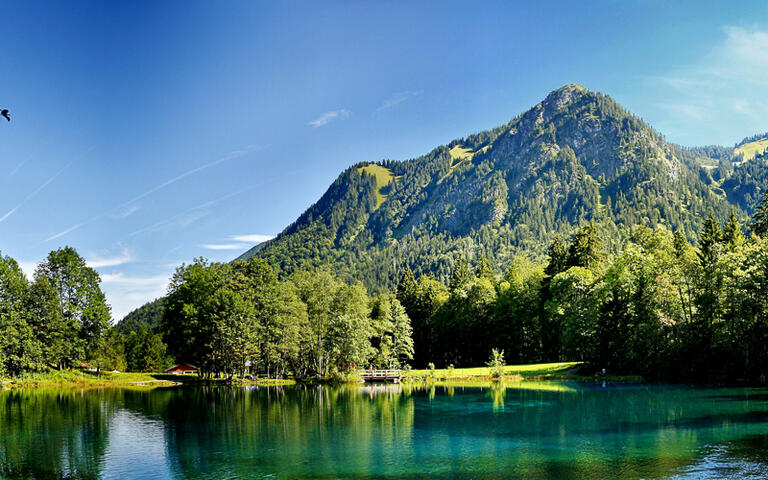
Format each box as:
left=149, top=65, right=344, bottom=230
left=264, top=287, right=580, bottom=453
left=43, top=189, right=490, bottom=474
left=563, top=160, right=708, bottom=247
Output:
left=160, top=258, right=413, bottom=379
left=398, top=200, right=768, bottom=383
left=0, top=247, right=111, bottom=376
left=4, top=192, right=768, bottom=383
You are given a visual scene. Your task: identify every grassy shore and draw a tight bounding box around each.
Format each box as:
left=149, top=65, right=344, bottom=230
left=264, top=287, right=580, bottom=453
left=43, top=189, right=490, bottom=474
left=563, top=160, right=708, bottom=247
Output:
left=3, top=362, right=642, bottom=390
left=405, top=361, right=583, bottom=381
left=1, top=370, right=295, bottom=390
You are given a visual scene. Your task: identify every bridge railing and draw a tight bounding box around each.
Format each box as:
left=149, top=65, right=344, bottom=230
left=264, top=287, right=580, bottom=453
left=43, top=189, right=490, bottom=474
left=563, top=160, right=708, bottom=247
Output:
left=358, top=369, right=401, bottom=379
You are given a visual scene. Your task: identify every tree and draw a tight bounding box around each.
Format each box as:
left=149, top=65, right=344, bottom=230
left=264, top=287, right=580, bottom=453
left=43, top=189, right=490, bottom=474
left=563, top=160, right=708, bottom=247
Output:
left=449, top=257, right=471, bottom=293
left=475, top=256, right=495, bottom=281
left=544, top=236, right=568, bottom=278
left=750, top=188, right=768, bottom=237
left=91, top=329, right=127, bottom=373
left=35, top=247, right=111, bottom=362
left=163, top=258, right=229, bottom=376
left=26, top=275, right=71, bottom=368
left=124, top=327, right=170, bottom=372
left=370, top=295, right=414, bottom=369
left=722, top=207, right=745, bottom=249
left=495, top=257, right=544, bottom=363
left=397, top=273, right=448, bottom=367
left=211, top=286, right=259, bottom=379
left=291, top=269, right=373, bottom=376
left=567, top=222, right=604, bottom=271
left=547, top=267, right=598, bottom=361
left=0, top=310, right=41, bottom=376
left=696, top=209, right=722, bottom=334
left=698, top=209, right=721, bottom=267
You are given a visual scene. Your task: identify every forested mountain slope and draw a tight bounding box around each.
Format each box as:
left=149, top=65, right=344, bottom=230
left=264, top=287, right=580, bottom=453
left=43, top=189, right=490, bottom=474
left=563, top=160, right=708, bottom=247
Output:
left=236, top=84, right=768, bottom=292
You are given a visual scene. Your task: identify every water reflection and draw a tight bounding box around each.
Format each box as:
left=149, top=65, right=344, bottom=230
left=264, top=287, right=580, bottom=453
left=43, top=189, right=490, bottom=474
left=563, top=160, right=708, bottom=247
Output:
left=1, top=382, right=768, bottom=479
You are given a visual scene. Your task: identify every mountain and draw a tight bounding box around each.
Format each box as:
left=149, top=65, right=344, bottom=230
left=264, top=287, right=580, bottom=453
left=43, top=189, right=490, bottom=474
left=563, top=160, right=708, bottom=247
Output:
left=236, top=84, right=768, bottom=291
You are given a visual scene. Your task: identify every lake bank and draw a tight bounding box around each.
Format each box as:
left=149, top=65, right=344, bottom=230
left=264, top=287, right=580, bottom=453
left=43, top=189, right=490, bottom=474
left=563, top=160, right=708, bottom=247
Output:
left=1, top=370, right=295, bottom=390
left=0, top=361, right=654, bottom=391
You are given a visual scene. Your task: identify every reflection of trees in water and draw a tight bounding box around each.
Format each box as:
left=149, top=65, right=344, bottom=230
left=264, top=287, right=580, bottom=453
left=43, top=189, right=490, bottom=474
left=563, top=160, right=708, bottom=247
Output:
left=136, top=385, right=415, bottom=479
left=0, top=389, right=114, bottom=479
left=397, top=383, right=768, bottom=479
left=2, top=384, right=768, bottom=479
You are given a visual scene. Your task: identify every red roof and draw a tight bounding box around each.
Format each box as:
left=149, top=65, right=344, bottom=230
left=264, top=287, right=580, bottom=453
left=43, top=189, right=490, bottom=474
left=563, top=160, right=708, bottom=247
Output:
left=165, top=363, right=198, bottom=373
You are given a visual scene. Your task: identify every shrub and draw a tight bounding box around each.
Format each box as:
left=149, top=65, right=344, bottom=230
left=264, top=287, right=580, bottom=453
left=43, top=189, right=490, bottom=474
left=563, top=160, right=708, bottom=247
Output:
left=487, top=349, right=505, bottom=380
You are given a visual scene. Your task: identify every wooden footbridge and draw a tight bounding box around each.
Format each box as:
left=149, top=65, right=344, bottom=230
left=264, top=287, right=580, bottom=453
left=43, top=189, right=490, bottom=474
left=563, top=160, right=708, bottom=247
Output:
left=359, top=369, right=402, bottom=383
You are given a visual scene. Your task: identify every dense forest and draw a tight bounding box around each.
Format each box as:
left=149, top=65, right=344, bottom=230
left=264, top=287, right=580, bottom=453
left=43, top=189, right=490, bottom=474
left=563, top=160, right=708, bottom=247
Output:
left=160, top=258, right=413, bottom=379
left=397, top=202, right=768, bottom=383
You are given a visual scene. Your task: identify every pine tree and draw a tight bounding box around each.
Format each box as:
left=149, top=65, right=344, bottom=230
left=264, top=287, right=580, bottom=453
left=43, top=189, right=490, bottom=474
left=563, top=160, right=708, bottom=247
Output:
left=698, top=209, right=721, bottom=267
left=566, top=222, right=604, bottom=271
left=750, top=189, right=768, bottom=237
left=449, top=257, right=471, bottom=292
left=396, top=266, right=416, bottom=302
left=673, top=230, right=688, bottom=259
left=722, top=207, right=744, bottom=250
left=475, top=256, right=495, bottom=282
left=544, top=235, right=568, bottom=278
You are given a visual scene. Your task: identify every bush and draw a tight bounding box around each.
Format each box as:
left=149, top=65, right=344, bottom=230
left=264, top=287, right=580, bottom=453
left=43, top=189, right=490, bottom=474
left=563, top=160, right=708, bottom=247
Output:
left=487, top=349, right=505, bottom=380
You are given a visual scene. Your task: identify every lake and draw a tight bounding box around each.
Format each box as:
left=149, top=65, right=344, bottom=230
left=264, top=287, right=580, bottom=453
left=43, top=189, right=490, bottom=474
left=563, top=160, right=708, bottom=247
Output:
left=1, top=381, right=768, bottom=479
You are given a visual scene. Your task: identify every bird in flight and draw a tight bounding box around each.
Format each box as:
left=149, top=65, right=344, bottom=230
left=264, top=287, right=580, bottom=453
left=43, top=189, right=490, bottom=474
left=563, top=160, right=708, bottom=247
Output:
left=1, top=109, right=9, bottom=122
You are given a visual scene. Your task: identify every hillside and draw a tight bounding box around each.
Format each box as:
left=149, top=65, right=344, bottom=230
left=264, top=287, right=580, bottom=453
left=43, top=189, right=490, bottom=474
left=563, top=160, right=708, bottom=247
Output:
left=237, top=85, right=766, bottom=291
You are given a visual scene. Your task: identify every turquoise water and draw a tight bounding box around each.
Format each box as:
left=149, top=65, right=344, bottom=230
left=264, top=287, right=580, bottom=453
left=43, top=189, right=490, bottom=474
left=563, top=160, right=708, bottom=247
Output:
left=1, top=382, right=768, bottom=479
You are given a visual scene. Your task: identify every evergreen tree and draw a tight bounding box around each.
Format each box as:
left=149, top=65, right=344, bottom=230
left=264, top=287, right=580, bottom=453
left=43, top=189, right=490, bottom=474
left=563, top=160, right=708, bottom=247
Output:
left=567, top=223, right=604, bottom=271
left=698, top=209, right=721, bottom=267
left=475, top=256, right=495, bottom=281
left=449, top=257, right=471, bottom=292
left=722, top=207, right=745, bottom=249
left=750, top=188, right=768, bottom=237
left=544, top=236, right=568, bottom=278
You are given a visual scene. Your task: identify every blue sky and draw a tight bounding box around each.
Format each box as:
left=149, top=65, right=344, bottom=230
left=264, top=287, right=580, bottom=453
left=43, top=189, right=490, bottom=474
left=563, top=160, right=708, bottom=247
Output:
left=1, top=1, right=768, bottom=319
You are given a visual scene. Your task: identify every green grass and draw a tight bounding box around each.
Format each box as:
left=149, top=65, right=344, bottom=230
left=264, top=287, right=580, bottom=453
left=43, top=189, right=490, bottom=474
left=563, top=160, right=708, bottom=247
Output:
left=357, top=164, right=394, bottom=208
left=734, top=138, right=768, bottom=163
left=449, top=145, right=475, bottom=161
left=406, top=361, right=581, bottom=380
left=2, top=370, right=296, bottom=390
left=3, top=370, right=174, bottom=389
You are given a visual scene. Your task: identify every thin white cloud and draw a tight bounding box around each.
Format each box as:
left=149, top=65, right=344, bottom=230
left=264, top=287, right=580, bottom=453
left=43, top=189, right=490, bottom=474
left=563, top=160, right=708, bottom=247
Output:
left=0, top=164, right=69, bottom=223
left=228, top=234, right=274, bottom=243
left=8, top=158, right=29, bottom=177
left=199, top=233, right=274, bottom=251
left=121, top=149, right=250, bottom=207
left=375, top=90, right=422, bottom=113
left=128, top=186, right=257, bottom=238
left=87, top=247, right=133, bottom=268
left=650, top=26, right=768, bottom=144
left=100, top=272, right=171, bottom=320
left=200, top=243, right=250, bottom=251
left=45, top=147, right=259, bottom=242
left=46, top=222, right=84, bottom=242
left=308, top=109, right=351, bottom=128
left=114, top=205, right=140, bottom=219
left=100, top=272, right=169, bottom=286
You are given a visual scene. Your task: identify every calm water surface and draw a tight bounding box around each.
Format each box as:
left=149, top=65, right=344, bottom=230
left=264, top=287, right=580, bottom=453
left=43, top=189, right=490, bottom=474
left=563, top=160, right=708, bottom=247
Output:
left=1, top=382, right=768, bottom=479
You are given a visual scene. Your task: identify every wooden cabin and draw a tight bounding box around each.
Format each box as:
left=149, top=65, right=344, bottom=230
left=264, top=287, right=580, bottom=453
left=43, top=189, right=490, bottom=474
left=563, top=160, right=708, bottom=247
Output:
left=165, top=363, right=199, bottom=375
